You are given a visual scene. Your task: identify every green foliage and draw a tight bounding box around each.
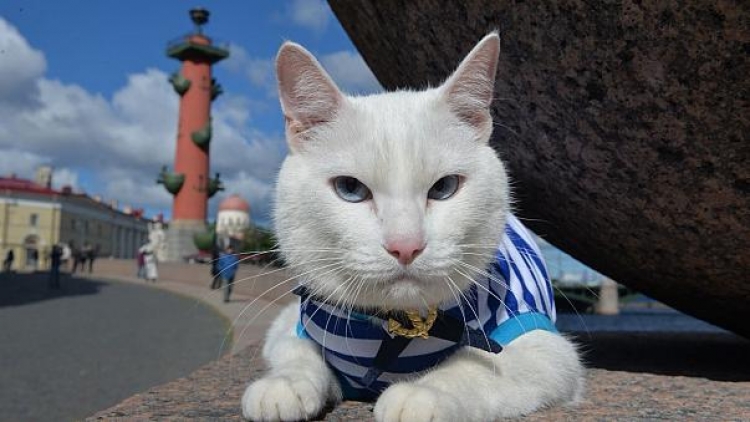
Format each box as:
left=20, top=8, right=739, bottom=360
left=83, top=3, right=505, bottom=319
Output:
left=240, top=226, right=276, bottom=253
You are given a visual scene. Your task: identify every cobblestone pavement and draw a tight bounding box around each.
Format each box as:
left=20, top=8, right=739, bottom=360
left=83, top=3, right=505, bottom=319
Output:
left=0, top=271, right=227, bottom=421
left=90, top=333, right=750, bottom=421
left=81, top=259, right=297, bottom=354
left=83, top=260, right=750, bottom=421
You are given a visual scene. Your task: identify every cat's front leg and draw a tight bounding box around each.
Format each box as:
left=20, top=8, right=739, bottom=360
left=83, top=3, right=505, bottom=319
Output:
left=242, top=303, right=341, bottom=422
left=374, top=330, right=584, bottom=422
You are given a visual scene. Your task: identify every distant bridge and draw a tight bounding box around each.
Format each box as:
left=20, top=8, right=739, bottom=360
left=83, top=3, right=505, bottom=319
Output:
left=552, top=281, right=639, bottom=314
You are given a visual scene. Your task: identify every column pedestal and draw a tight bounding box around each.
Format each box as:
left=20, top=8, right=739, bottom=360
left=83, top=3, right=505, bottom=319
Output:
left=164, top=219, right=206, bottom=262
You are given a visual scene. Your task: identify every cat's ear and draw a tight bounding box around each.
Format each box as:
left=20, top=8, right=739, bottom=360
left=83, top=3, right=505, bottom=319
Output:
left=440, top=32, right=500, bottom=139
left=276, top=42, right=343, bottom=150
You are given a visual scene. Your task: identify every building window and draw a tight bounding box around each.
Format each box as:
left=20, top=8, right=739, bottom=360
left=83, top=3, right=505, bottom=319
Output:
left=84, top=221, right=89, bottom=235
left=29, top=214, right=38, bottom=227
left=71, top=219, right=77, bottom=231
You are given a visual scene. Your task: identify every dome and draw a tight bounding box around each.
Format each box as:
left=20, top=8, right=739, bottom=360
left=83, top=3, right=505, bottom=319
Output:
left=218, top=194, right=250, bottom=213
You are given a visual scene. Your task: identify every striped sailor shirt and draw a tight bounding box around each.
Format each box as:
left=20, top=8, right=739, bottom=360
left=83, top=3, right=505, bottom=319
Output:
left=295, top=214, right=557, bottom=399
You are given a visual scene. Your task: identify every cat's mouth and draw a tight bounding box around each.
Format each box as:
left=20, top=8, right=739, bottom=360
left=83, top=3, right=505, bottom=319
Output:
left=387, top=270, right=427, bottom=285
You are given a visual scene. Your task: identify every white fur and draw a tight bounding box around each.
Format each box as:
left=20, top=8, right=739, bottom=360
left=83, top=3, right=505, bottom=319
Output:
left=242, top=33, right=584, bottom=421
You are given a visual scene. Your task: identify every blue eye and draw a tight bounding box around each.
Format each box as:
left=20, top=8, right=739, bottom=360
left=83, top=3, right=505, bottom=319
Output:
left=428, top=175, right=461, bottom=200
left=333, top=176, right=371, bottom=203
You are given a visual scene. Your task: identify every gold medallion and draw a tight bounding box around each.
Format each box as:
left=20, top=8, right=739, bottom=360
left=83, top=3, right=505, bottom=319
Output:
left=387, top=307, right=438, bottom=339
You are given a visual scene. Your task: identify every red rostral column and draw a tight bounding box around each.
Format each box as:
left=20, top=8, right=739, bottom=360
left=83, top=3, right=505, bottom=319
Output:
left=158, top=8, right=228, bottom=260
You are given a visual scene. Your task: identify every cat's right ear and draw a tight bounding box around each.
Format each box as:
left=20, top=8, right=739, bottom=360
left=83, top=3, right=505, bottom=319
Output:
left=276, top=42, right=343, bottom=151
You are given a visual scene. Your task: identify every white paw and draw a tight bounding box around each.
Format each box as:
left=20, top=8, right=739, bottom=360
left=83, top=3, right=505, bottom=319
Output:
left=241, top=374, right=326, bottom=421
left=374, top=383, right=463, bottom=422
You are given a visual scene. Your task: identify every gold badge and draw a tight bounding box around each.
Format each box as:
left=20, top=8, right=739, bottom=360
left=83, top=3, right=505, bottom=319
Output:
left=387, top=307, right=438, bottom=339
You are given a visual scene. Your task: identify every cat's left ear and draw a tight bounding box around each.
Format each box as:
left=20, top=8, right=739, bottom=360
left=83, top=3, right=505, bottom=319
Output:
left=440, top=32, right=500, bottom=140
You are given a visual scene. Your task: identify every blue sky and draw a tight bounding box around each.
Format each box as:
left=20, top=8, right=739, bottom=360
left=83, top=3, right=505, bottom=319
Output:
left=0, top=0, right=381, bottom=227
left=0, top=1, right=599, bottom=278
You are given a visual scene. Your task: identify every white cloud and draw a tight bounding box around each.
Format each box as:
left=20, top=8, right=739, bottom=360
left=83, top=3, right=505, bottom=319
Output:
left=226, top=44, right=381, bottom=97
left=0, top=149, right=49, bottom=178
left=287, top=0, right=330, bottom=33
left=51, top=168, right=79, bottom=190
left=212, top=170, right=277, bottom=226
left=0, top=17, right=286, bottom=225
left=225, top=45, right=276, bottom=97
left=0, top=17, right=46, bottom=107
left=320, top=51, right=382, bottom=95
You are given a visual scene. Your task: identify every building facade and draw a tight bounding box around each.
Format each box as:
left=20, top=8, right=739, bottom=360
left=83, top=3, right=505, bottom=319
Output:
left=0, top=176, right=149, bottom=271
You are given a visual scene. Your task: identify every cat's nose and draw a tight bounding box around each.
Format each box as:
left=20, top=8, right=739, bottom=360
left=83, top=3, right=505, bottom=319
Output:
left=385, top=239, right=425, bottom=266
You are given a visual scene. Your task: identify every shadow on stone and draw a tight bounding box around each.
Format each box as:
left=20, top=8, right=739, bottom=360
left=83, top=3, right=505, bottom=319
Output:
left=572, top=331, right=750, bottom=382
left=0, top=272, right=107, bottom=307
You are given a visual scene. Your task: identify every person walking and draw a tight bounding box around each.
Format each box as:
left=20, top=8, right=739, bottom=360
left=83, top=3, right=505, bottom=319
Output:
left=80, top=242, right=92, bottom=273
left=140, top=244, right=158, bottom=282
left=87, top=244, right=99, bottom=273
left=210, top=243, right=221, bottom=290
left=2, top=249, right=14, bottom=272
left=49, top=244, right=62, bottom=289
left=60, top=242, right=71, bottom=272
left=216, top=245, right=239, bottom=303
left=71, top=244, right=82, bottom=273
left=136, top=247, right=146, bottom=279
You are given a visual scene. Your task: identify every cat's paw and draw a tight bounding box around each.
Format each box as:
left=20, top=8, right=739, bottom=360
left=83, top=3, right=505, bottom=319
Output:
left=241, top=375, right=326, bottom=421
left=374, top=383, right=464, bottom=422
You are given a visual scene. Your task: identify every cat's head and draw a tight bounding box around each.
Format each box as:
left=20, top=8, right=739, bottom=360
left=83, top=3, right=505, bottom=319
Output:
left=273, top=33, right=510, bottom=310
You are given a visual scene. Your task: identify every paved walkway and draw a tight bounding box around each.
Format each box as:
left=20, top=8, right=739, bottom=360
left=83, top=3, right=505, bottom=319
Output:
left=79, top=259, right=296, bottom=354
left=0, top=271, right=228, bottom=421
left=75, top=259, right=750, bottom=421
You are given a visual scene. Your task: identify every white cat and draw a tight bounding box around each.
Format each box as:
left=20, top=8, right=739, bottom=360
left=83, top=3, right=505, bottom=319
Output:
left=241, top=33, right=584, bottom=422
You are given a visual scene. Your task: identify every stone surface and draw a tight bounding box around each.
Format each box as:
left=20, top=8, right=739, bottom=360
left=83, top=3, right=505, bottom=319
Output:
left=328, top=0, right=750, bottom=337
left=88, top=332, right=750, bottom=421
left=164, top=219, right=205, bottom=262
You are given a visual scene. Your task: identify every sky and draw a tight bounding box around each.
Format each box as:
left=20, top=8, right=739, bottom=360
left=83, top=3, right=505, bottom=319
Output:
left=0, top=0, right=382, bottom=227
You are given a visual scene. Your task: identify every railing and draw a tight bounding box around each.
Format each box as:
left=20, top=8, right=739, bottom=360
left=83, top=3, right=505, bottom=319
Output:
left=166, top=32, right=230, bottom=51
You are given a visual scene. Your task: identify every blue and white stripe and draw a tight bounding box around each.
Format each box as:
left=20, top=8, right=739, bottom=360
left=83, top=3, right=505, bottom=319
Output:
left=296, top=213, right=557, bottom=399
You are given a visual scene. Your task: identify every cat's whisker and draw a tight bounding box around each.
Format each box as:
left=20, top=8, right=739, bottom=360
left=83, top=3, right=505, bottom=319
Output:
left=450, top=262, right=524, bottom=317
left=549, top=283, right=592, bottom=339
left=207, top=257, right=344, bottom=305
left=231, top=283, right=301, bottom=361
left=452, top=263, right=537, bottom=336
left=300, top=268, right=354, bottom=350
left=444, top=274, right=498, bottom=377
left=491, top=120, right=520, bottom=138
left=451, top=267, right=536, bottom=353
left=336, top=276, right=368, bottom=359
left=233, top=262, right=350, bottom=361
left=321, top=270, right=358, bottom=354
left=235, top=289, right=306, bottom=372
left=217, top=261, right=345, bottom=355
left=454, top=260, right=542, bottom=314
left=445, top=274, right=496, bottom=359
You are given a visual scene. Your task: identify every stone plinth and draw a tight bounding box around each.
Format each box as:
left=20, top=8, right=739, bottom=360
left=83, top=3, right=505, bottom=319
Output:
left=328, top=0, right=750, bottom=337
left=163, top=220, right=205, bottom=262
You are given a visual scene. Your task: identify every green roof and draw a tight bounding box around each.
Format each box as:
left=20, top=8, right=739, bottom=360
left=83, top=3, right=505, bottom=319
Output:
left=167, top=41, right=229, bottom=64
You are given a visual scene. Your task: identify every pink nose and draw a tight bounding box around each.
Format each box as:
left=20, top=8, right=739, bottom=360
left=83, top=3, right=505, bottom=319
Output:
left=385, top=239, right=425, bottom=266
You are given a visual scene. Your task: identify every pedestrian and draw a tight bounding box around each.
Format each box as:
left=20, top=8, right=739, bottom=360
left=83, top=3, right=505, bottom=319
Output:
left=210, top=244, right=221, bottom=290
left=136, top=248, right=145, bottom=279
left=80, top=242, right=92, bottom=273
left=71, top=244, right=82, bottom=273
left=217, top=245, right=239, bottom=303
left=60, top=242, right=71, bottom=272
left=140, top=243, right=158, bottom=282
left=87, top=243, right=99, bottom=273
left=2, top=249, right=13, bottom=272
left=49, top=244, right=62, bottom=289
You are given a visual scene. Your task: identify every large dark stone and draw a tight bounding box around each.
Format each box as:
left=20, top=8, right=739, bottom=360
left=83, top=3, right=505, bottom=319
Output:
left=329, top=0, right=749, bottom=337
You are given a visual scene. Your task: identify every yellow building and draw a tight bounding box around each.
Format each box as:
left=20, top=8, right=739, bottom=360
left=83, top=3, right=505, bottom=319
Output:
left=0, top=174, right=149, bottom=271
